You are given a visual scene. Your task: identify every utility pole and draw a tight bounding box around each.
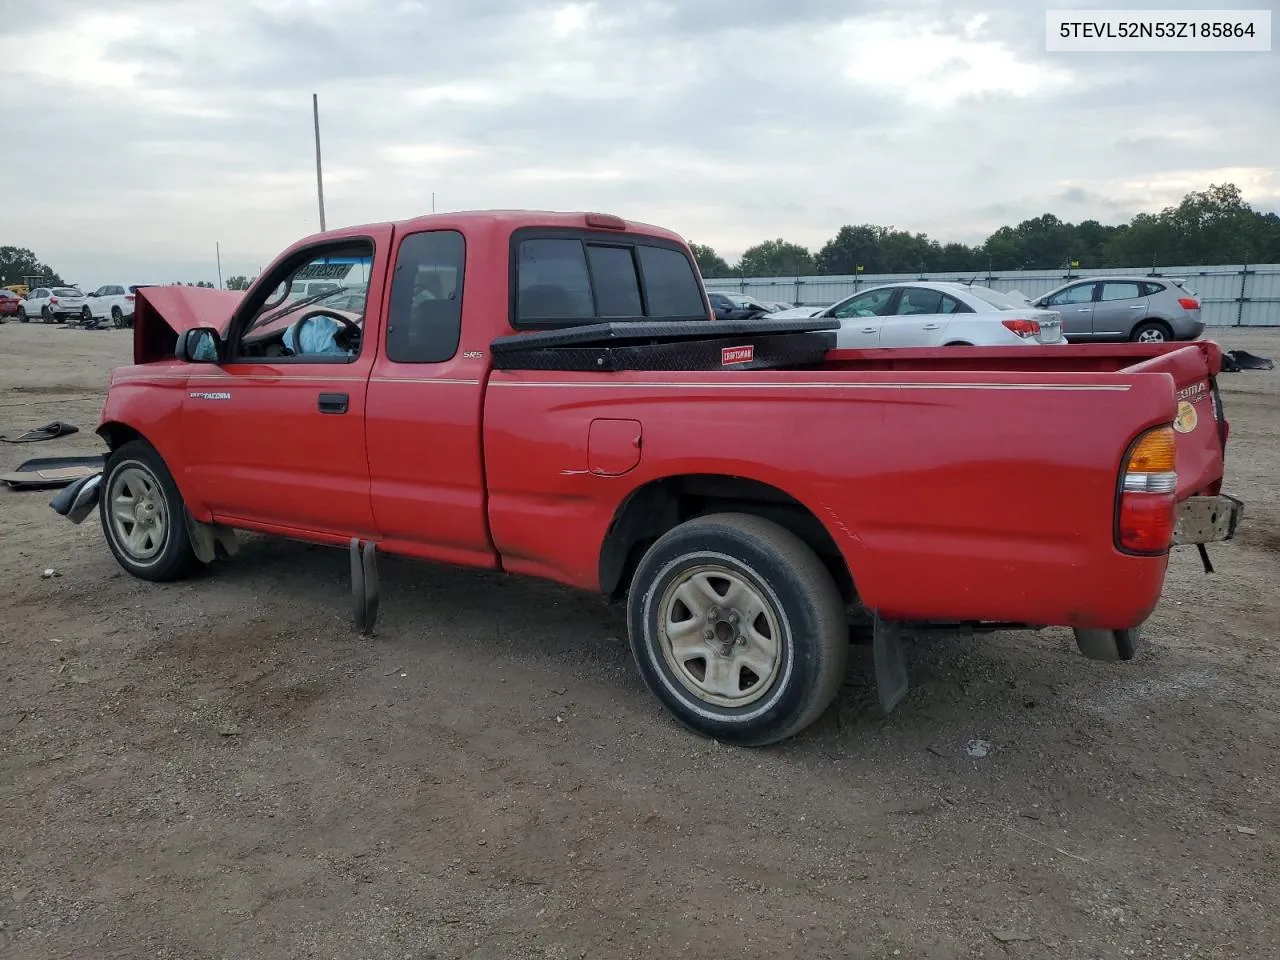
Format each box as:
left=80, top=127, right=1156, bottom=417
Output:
left=313, top=93, right=326, bottom=232
left=216, top=242, right=223, bottom=290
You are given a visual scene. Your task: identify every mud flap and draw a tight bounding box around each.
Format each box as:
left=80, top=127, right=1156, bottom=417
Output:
left=184, top=513, right=239, bottom=564
left=350, top=538, right=380, bottom=636
left=872, top=614, right=909, bottom=714
left=48, top=472, right=101, bottom=523
left=1073, top=626, right=1141, bottom=662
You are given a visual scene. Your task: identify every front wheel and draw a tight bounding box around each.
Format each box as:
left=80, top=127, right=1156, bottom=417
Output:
left=99, top=440, right=201, bottom=582
left=627, top=513, right=849, bottom=746
left=18, top=307, right=28, bottom=322
left=81, top=306, right=93, bottom=323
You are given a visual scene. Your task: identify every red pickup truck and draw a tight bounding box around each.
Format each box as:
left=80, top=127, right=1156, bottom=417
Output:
left=52, top=210, right=1242, bottom=745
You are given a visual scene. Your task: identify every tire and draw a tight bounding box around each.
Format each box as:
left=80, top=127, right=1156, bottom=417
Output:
left=1130, top=321, right=1171, bottom=344
left=81, top=306, right=93, bottom=323
left=18, top=307, right=28, bottom=322
left=41, top=305, right=52, bottom=323
left=111, top=306, right=123, bottom=328
left=99, top=439, right=201, bottom=582
left=626, top=512, right=849, bottom=746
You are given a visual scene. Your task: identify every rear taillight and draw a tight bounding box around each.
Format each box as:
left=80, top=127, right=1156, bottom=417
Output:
left=1178, top=297, right=1200, bottom=310
left=1117, top=425, right=1177, bottom=553
left=125, top=294, right=135, bottom=301
left=1002, top=318, right=1041, bottom=338
left=49, top=296, right=58, bottom=304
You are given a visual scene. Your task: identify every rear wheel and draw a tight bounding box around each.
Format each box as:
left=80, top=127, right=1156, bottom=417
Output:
left=1131, top=321, right=1171, bottom=343
left=41, top=306, right=52, bottom=323
left=111, top=306, right=124, bottom=328
left=626, top=513, right=849, bottom=746
left=99, top=439, right=201, bottom=582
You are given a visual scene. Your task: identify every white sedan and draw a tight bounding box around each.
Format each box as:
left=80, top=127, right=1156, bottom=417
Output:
left=769, top=281, right=1064, bottom=348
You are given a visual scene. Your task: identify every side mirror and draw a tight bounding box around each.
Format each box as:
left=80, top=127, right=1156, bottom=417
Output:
left=175, top=327, right=224, bottom=363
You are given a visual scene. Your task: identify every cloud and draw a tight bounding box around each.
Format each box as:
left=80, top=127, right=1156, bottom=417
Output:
left=0, top=0, right=1274, bottom=284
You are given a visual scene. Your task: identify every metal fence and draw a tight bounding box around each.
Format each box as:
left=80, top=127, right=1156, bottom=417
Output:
left=704, top=263, right=1280, bottom=327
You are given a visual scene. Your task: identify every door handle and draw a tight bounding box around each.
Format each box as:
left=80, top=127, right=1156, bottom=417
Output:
left=923, top=323, right=940, bottom=330
left=1077, top=308, right=1092, bottom=312
left=1128, top=305, right=1145, bottom=309
left=318, top=392, right=349, bottom=414
left=862, top=327, right=876, bottom=334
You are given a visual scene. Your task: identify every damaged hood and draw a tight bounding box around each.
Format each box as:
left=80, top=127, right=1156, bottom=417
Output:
left=132, top=285, right=244, bottom=364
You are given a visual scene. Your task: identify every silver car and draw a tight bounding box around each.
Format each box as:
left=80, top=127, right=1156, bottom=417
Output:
left=1033, top=277, right=1205, bottom=343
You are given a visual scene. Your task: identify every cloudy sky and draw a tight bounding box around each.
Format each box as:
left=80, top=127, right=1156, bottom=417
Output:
left=4, top=0, right=1276, bottom=287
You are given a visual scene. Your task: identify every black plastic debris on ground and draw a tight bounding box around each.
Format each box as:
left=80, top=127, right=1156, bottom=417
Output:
left=1222, top=350, right=1275, bottom=373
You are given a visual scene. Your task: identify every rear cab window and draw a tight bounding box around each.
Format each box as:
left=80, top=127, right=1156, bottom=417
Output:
left=510, top=229, right=706, bottom=329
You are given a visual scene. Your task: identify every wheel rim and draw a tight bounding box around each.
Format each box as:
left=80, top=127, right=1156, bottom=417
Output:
left=656, top=563, right=784, bottom=708
left=107, top=464, right=169, bottom=562
left=1137, top=327, right=1166, bottom=343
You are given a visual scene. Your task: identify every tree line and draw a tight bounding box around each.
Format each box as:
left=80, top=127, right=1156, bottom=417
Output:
left=7, top=183, right=1279, bottom=291
left=691, top=183, right=1280, bottom=279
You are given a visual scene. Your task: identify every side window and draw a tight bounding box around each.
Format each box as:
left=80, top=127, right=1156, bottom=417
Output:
left=517, top=239, right=595, bottom=321
left=832, top=288, right=894, bottom=319
left=586, top=245, right=642, bottom=317
left=938, top=295, right=969, bottom=314
left=1100, top=281, right=1144, bottom=302
left=894, top=288, right=944, bottom=315
left=234, top=241, right=373, bottom=361
left=1048, top=283, right=1095, bottom=306
left=635, top=244, right=704, bottom=318
left=1140, top=282, right=1165, bottom=297
left=386, top=230, right=465, bottom=364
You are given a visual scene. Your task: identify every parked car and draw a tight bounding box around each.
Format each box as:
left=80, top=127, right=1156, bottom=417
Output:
left=1033, top=277, right=1204, bottom=343
left=83, top=284, right=156, bottom=328
left=18, top=286, right=87, bottom=323
left=51, top=210, right=1241, bottom=746
left=706, top=291, right=772, bottom=321
left=0, top=289, right=21, bottom=320
left=768, top=281, right=1064, bottom=347
left=759, top=299, right=794, bottom=313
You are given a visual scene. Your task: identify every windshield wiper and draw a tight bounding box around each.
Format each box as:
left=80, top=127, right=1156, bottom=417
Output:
left=249, top=289, right=345, bottom=333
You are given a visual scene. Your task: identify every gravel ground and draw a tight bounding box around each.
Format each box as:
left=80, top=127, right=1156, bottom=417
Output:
left=1, top=321, right=1277, bottom=960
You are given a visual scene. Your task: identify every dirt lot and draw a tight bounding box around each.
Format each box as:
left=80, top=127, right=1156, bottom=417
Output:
left=1, top=321, right=1277, bottom=960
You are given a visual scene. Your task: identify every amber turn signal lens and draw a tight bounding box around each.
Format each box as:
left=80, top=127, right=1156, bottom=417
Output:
left=1126, top=426, right=1176, bottom=474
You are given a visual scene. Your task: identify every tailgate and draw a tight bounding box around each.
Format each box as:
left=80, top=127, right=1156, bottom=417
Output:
left=1124, top=343, right=1228, bottom=499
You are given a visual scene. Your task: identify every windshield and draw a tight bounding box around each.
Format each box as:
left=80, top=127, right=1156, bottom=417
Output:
left=247, top=285, right=361, bottom=335
left=964, top=286, right=1027, bottom=311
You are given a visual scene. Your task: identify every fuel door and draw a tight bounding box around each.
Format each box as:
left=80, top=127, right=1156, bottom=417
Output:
left=588, top=419, right=643, bottom=476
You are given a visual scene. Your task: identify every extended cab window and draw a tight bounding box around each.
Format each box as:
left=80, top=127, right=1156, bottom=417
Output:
left=386, top=230, right=465, bottom=363
left=513, top=232, right=705, bottom=328
left=234, top=241, right=373, bottom=361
